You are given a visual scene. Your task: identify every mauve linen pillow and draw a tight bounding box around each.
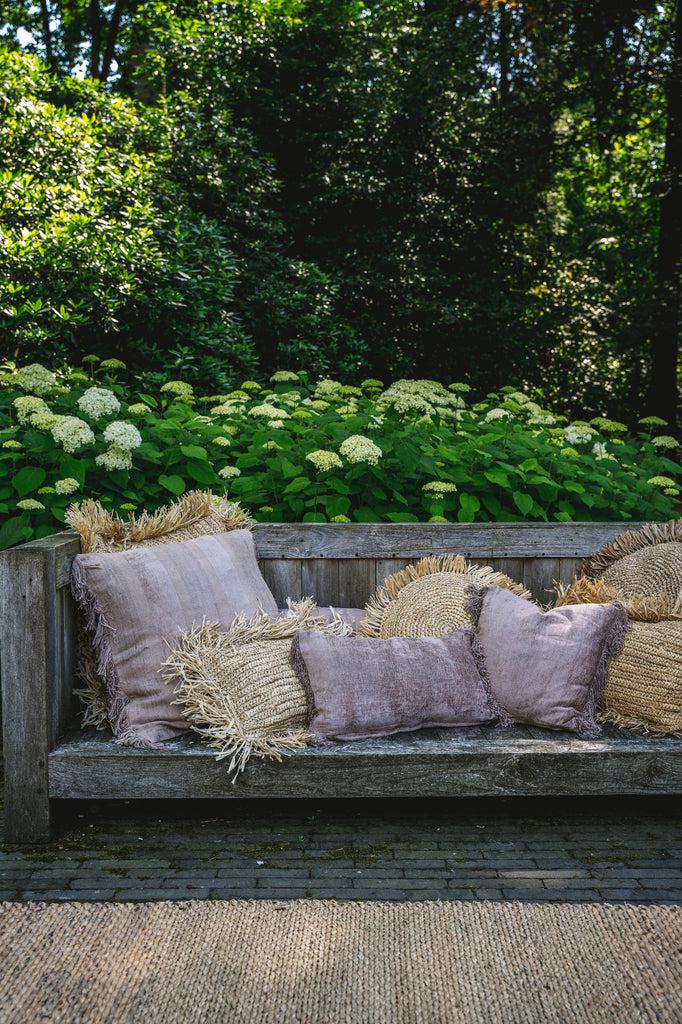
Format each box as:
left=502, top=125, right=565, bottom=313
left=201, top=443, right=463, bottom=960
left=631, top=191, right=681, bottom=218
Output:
left=71, top=530, right=278, bottom=746
left=470, top=586, right=628, bottom=736
left=291, top=631, right=504, bottom=742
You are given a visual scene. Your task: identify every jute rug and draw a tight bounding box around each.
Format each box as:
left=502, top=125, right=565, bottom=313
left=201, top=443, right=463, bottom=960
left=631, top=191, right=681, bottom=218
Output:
left=0, top=900, right=680, bottom=1024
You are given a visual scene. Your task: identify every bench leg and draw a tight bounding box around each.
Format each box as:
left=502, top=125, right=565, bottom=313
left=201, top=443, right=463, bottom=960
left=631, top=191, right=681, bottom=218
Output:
left=4, top=782, right=52, bottom=846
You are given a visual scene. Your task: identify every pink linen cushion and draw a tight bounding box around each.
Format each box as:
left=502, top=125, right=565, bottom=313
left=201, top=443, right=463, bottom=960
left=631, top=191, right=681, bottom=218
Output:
left=291, top=631, right=502, bottom=742
left=471, top=586, right=628, bottom=736
left=71, top=530, right=278, bottom=746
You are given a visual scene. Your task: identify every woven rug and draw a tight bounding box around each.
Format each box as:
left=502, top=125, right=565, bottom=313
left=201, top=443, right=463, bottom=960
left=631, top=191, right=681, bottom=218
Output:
left=0, top=900, right=680, bottom=1024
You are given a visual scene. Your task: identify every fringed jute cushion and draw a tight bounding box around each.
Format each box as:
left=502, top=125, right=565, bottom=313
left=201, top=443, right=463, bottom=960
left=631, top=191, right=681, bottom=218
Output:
left=359, top=555, right=530, bottom=639
left=66, top=490, right=254, bottom=553
left=555, top=576, right=682, bottom=736
left=582, top=520, right=682, bottom=608
left=66, top=492, right=255, bottom=730
left=162, top=600, right=352, bottom=775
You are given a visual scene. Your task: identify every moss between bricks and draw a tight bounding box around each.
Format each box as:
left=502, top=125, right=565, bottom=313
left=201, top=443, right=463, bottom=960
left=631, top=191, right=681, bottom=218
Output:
left=318, top=844, right=390, bottom=865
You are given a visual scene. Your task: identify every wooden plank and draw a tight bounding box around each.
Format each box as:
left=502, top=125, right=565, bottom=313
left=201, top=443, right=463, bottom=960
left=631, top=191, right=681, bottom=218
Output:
left=301, top=559, right=339, bottom=606
left=49, top=729, right=682, bottom=800
left=375, top=559, right=409, bottom=590
left=253, top=523, right=643, bottom=560
left=523, top=557, right=562, bottom=604
left=488, top=558, right=526, bottom=589
left=259, top=559, right=302, bottom=606
left=0, top=544, right=56, bottom=843
left=337, top=559, right=376, bottom=608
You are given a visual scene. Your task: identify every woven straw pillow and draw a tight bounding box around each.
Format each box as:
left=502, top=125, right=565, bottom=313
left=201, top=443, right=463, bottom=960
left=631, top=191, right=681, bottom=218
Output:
left=162, top=600, right=352, bottom=776
left=359, top=555, right=530, bottom=639
left=582, top=521, right=682, bottom=609
left=555, top=576, right=682, bottom=735
left=66, top=492, right=255, bottom=730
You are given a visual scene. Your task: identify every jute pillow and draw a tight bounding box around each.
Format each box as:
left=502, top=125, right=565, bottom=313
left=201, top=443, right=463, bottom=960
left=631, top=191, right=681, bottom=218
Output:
left=359, top=555, right=530, bottom=639
left=66, top=492, right=255, bottom=730
left=582, top=520, right=682, bottom=609
left=555, top=576, right=682, bottom=735
left=162, top=600, right=352, bottom=775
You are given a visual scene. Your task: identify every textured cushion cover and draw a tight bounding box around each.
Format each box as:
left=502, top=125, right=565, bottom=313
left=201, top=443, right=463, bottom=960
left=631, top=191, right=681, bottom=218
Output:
left=582, top=521, right=682, bottom=610
left=601, top=619, right=682, bottom=735
left=292, top=631, right=501, bottom=742
left=359, top=555, right=530, bottom=639
left=163, top=601, right=352, bottom=774
left=71, top=530, right=278, bottom=746
left=472, top=587, right=628, bottom=736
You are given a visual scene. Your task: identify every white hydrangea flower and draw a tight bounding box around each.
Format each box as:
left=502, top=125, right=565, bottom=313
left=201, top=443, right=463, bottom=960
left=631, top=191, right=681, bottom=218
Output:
left=13, top=395, right=50, bottom=424
left=651, top=435, right=679, bottom=449
left=422, top=481, right=457, bottom=495
left=270, top=371, right=300, bottom=383
left=484, top=408, right=511, bottom=422
left=15, top=363, right=56, bottom=396
left=592, top=442, right=616, bottom=462
left=2, top=439, right=22, bottom=449
left=77, top=386, right=121, bottom=420
left=31, top=412, right=62, bottom=430
left=331, top=515, right=351, bottom=522
left=16, top=498, right=45, bottom=510
left=268, top=420, right=287, bottom=429
left=380, top=379, right=464, bottom=417
left=647, top=476, right=677, bottom=489
left=306, top=450, right=343, bottom=472
left=263, top=440, right=281, bottom=451
left=448, top=382, right=471, bottom=394
left=95, top=447, right=133, bottom=471
left=161, top=380, right=194, bottom=398
left=102, top=421, right=142, bottom=451
left=528, top=413, right=556, bottom=427
left=250, top=403, right=291, bottom=420
left=55, top=477, right=80, bottom=495
left=219, top=466, right=241, bottom=479
left=315, top=379, right=344, bottom=398
left=127, top=403, right=152, bottom=415
left=339, top=434, right=382, bottom=466
left=564, top=425, right=595, bottom=446
left=506, top=391, right=530, bottom=405
left=100, top=358, right=126, bottom=369
left=211, top=402, right=240, bottom=415
left=52, top=416, right=95, bottom=453
left=213, top=436, right=232, bottom=447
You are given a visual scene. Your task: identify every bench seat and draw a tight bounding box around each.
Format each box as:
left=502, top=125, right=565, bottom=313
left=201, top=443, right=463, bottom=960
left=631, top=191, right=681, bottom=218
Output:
left=49, top=725, right=682, bottom=800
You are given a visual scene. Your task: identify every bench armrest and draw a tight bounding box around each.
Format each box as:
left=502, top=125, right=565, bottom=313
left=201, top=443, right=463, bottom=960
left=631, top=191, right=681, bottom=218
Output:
left=0, top=530, right=80, bottom=843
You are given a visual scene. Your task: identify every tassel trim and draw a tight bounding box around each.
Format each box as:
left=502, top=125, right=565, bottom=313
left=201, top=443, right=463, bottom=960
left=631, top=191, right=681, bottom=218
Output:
left=581, top=519, right=682, bottom=580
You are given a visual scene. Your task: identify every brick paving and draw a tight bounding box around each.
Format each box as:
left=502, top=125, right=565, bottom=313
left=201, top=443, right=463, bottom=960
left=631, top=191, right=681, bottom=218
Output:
left=1, top=791, right=681, bottom=903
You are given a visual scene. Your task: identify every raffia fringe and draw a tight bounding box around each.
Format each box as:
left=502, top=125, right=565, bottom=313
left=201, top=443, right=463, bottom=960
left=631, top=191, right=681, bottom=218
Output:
left=581, top=520, right=682, bottom=580
left=359, top=555, right=530, bottom=638
left=66, top=491, right=254, bottom=553
left=553, top=576, right=682, bottom=622
left=161, top=600, right=352, bottom=778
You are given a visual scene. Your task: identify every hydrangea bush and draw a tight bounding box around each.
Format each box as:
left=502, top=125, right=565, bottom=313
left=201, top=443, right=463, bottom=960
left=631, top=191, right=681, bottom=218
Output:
left=0, top=360, right=679, bottom=549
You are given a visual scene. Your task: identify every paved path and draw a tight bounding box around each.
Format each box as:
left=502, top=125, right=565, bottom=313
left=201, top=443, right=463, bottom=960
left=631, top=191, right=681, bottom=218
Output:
left=1, top=790, right=680, bottom=903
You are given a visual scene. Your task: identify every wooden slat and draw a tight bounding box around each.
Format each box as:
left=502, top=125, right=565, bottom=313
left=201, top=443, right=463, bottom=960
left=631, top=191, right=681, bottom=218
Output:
left=259, top=559, right=302, bottom=605
left=523, top=557, right=562, bottom=604
left=49, top=729, right=682, bottom=800
left=301, top=559, right=339, bottom=606
left=375, top=559, right=410, bottom=589
left=337, top=559, right=376, bottom=608
left=253, top=523, right=643, bottom=560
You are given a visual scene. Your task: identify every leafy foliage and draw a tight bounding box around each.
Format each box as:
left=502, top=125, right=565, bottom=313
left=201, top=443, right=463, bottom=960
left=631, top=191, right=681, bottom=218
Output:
left=1, top=359, right=678, bottom=549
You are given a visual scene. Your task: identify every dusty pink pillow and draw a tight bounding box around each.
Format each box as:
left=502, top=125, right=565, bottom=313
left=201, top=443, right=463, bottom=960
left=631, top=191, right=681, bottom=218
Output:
left=291, top=631, right=504, bottom=742
left=71, top=530, right=278, bottom=746
left=469, top=586, right=628, bottom=736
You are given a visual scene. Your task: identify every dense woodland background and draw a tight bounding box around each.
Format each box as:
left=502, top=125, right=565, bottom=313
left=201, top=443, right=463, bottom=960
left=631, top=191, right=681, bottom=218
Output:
left=0, top=0, right=680, bottom=427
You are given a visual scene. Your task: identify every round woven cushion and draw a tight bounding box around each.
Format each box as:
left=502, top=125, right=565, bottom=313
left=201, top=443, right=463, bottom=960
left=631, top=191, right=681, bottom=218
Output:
left=602, top=619, right=682, bottom=735
left=376, top=573, right=481, bottom=638
left=600, top=541, right=682, bottom=605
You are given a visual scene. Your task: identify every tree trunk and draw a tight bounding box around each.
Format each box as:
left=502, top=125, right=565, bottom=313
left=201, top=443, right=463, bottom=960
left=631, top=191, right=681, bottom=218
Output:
left=90, top=0, right=102, bottom=79
left=499, top=2, right=511, bottom=104
left=38, top=0, right=55, bottom=72
left=648, top=0, right=682, bottom=431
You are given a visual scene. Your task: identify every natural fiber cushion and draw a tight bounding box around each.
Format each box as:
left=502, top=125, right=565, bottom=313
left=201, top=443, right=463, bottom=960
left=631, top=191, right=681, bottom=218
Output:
left=555, top=576, right=682, bottom=735
left=601, top=620, right=682, bottom=736
left=67, top=492, right=254, bottom=730
left=359, top=555, right=530, bottom=639
left=291, top=630, right=505, bottom=742
left=66, top=490, right=254, bottom=553
left=162, top=601, right=352, bottom=774
left=582, top=521, right=682, bottom=609
left=470, top=586, right=628, bottom=736
left=71, top=530, right=279, bottom=747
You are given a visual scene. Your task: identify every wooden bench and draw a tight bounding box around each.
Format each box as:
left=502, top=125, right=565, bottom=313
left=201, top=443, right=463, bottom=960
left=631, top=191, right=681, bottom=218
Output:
left=2, top=522, right=681, bottom=846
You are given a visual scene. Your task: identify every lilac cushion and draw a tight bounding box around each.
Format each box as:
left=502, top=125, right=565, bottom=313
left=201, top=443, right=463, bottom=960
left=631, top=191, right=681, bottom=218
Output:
left=472, top=586, right=628, bottom=736
left=71, top=530, right=278, bottom=746
left=291, top=631, right=500, bottom=741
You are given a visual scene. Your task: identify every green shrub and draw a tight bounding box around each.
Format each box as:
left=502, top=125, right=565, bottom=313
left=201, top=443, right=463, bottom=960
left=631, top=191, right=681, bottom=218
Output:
left=0, top=360, right=679, bottom=549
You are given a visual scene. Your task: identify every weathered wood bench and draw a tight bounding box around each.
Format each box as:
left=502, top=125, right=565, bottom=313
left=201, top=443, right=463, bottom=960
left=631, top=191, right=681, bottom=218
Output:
left=2, top=522, right=681, bottom=845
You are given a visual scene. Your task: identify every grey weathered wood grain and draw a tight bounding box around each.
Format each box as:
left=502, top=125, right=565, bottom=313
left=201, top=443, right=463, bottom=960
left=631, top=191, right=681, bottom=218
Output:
left=0, top=532, right=79, bottom=844
left=338, top=559, right=376, bottom=608
left=259, top=559, right=303, bottom=605
left=253, top=523, right=644, bottom=559
left=49, top=728, right=682, bottom=799
left=301, top=559, right=339, bottom=606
